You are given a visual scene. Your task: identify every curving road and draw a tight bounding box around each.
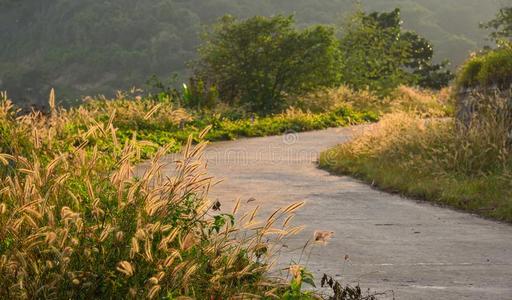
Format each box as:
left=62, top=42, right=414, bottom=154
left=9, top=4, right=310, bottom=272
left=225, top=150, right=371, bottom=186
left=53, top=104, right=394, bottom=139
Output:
left=145, top=126, right=512, bottom=299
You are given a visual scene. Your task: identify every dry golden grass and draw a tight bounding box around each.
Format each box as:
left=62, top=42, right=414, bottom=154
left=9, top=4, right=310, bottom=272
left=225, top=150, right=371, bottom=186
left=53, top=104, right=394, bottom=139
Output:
left=0, top=92, right=308, bottom=299
left=388, top=85, right=453, bottom=117
left=320, top=92, right=512, bottom=221
left=84, top=92, right=192, bottom=131
left=288, top=85, right=452, bottom=117
left=287, top=85, right=382, bottom=113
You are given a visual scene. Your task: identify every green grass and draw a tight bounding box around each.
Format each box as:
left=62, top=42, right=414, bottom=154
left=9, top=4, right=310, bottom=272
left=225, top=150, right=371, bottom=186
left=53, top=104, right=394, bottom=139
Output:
left=321, top=151, right=512, bottom=221
left=113, top=105, right=379, bottom=158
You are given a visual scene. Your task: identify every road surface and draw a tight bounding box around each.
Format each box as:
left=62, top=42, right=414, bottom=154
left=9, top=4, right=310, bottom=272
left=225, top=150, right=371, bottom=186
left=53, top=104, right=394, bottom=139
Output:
left=142, top=126, right=512, bottom=299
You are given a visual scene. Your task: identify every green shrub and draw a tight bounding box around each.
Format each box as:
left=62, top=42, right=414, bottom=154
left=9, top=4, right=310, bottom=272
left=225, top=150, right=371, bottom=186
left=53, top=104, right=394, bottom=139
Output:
left=195, top=15, right=341, bottom=114
left=457, top=47, right=512, bottom=89
left=457, top=57, right=484, bottom=88
left=477, top=49, right=512, bottom=87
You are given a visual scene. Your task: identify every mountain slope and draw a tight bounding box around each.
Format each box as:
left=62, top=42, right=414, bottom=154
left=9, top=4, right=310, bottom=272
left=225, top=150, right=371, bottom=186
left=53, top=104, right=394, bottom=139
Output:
left=0, top=0, right=502, bottom=105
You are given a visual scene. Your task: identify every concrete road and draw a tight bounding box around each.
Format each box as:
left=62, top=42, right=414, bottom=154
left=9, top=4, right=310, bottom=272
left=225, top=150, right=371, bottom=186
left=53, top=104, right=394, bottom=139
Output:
left=148, top=126, right=512, bottom=299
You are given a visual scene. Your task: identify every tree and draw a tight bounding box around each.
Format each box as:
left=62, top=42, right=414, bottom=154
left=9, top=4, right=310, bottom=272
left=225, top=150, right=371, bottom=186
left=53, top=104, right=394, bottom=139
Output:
left=481, top=6, right=512, bottom=42
left=194, top=15, right=341, bottom=114
left=402, top=32, right=454, bottom=89
left=0, top=1, right=501, bottom=106
left=338, top=9, right=452, bottom=93
left=338, top=9, right=410, bottom=94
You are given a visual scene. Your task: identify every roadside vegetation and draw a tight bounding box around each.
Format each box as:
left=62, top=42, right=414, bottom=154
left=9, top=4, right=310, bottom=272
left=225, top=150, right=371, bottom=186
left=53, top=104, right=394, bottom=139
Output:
left=320, top=106, right=512, bottom=221
left=1, top=3, right=509, bottom=299
left=0, top=91, right=314, bottom=298
left=320, top=7, right=512, bottom=222
left=291, top=85, right=451, bottom=117
left=1, top=0, right=498, bottom=106
left=0, top=87, right=383, bottom=298
left=82, top=93, right=377, bottom=159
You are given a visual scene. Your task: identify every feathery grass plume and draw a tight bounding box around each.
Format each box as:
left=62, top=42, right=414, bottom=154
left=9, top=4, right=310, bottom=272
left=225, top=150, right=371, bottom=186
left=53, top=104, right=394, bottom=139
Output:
left=313, top=231, right=334, bottom=245
left=49, top=88, right=56, bottom=115
left=0, top=94, right=311, bottom=298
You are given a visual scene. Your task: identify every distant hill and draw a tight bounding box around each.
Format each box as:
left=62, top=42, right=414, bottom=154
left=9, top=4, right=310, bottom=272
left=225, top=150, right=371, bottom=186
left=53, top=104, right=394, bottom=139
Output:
left=0, top=0, right=502, bottom=105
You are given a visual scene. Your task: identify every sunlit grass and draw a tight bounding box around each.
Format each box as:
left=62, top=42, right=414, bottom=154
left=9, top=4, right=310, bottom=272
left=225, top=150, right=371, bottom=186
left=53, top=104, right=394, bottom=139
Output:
left=320, top=100, right=512, bottom=221
left=289, top=85, right=452, bottom=117
left=0, top=91, right=314, bottom=298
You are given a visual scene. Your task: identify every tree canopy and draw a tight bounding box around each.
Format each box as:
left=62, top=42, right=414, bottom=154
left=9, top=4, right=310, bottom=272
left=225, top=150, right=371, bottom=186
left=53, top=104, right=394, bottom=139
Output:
left=195, top=15, right=340, bottom=114
left=481, top=6, right=512, bottom=42
left=0, top=0, right=503, bottom=105
left=339, top=9, right=453, bottom=93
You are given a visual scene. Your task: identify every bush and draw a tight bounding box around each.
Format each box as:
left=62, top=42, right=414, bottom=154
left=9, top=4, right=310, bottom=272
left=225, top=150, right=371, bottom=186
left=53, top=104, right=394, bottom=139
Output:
left=457, top=47, right=512, bottom=89
left=195, top=15, right=341, bottom=114
left=338, top=9, right=453, bottom=94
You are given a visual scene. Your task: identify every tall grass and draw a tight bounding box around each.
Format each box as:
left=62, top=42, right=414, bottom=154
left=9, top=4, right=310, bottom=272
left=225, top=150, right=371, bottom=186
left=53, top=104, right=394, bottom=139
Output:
left=84, top=93, right=192, bottom=131
left=0, top=92, right=312, bottom=298
left=320, top=93, right=512, bottom=221
left=288, top=85, right=452, bottom=117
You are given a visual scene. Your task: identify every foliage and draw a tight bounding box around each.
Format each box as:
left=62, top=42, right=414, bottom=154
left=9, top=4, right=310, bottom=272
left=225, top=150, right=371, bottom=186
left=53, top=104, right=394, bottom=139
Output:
left=456, top=47, right=512, bottom=89
left=401, top=32, right=454, bottom=89
left=195, top=15, right=341, bottom=114
left=145, top=75, right=184, bottom=104
left=75, top=94, right=376, bottom=159
left=321, top=274, right=381, bottom=300
left=320, top=100, right=512, bottom=222
left=282, top=266, right=317, bottom=300
left=338, top=9, right=410, bottom=94
left=0, top=0, right=500, bottom=106
left=146, top=76, right=220, bottom=110
left=338, top=9, right=453, bottom=94
left=85, top=94, right=192, bottom=131
left=182, top=78, right=219, bottom=110
left=0, top=86, right=377, bottom=175
left=197, top=108, right=349, bottom=139
left=481, top=6, right=512, bottom=42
